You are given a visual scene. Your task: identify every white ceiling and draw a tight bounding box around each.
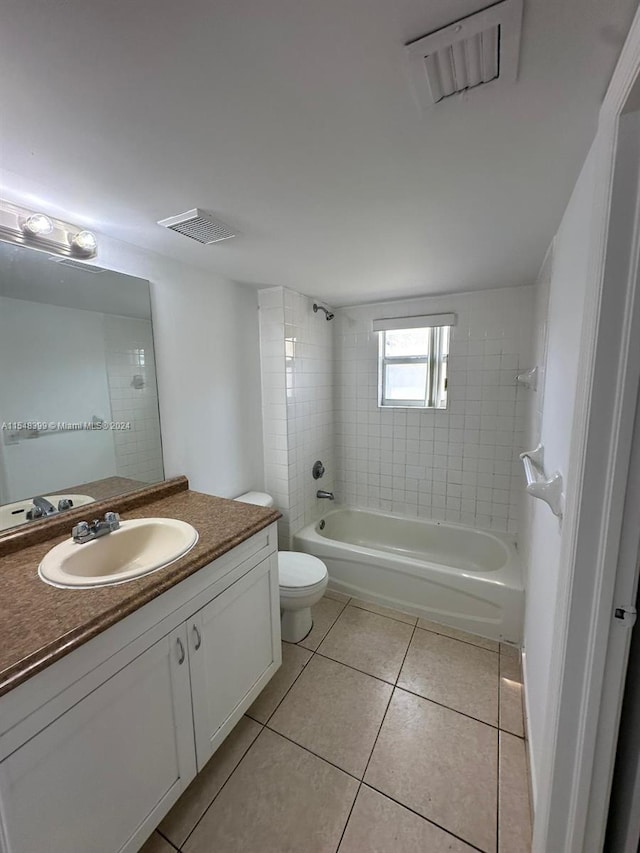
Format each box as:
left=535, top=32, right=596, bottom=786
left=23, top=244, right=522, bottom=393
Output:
left=0, top=0, right=637, bottom=306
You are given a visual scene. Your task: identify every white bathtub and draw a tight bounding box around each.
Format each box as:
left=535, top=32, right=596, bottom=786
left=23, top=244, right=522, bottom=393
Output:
left=293, top=507, right=524, bottom=644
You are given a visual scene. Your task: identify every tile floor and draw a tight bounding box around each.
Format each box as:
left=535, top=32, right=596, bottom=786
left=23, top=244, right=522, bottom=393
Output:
left=142, top=592, right=531, bottom=853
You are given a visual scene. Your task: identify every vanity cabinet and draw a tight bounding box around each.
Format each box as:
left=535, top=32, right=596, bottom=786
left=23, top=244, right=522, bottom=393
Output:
left=0, top=626, right=195, bottom=853
left=0, top=524, right=280, bottom=853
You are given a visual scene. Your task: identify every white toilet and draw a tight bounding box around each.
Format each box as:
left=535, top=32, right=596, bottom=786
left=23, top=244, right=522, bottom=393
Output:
left=234, top=492, right=329, bottom=642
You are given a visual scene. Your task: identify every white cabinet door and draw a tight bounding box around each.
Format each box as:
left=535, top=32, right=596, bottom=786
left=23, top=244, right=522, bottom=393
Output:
left=0, top=625, right=196, bottom=853
left=188, top=554, right=281, bottom=769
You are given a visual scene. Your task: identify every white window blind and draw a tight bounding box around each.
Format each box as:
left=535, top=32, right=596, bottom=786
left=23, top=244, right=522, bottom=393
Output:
left=372, top=313, right=456, bottom=333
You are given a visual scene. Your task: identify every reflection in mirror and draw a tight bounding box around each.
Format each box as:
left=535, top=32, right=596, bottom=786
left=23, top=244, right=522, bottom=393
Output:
left=0, top=241, right=164, bottom=532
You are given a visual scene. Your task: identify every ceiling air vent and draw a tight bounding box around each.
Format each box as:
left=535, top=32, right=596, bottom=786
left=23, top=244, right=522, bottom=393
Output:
left=157, top=208, right=235, bottom=244
left=405, top=0, right=523, bottom=108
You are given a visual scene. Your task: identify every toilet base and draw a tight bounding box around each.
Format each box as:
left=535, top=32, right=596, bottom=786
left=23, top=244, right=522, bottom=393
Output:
left=281, top=607, right=313, bottom=643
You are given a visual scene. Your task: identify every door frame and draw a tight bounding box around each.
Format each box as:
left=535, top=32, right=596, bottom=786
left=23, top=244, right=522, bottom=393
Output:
left=533, top=8, right=640, bottom=851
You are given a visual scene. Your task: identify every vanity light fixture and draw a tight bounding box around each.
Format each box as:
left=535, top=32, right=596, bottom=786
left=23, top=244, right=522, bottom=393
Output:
left=22, top=213, right=54, bottom=237
left=0, top=198, right=98, bottom=260
left=70, top=229, right=98, bottom=258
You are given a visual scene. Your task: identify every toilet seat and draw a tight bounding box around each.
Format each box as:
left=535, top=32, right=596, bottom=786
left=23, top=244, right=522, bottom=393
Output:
left=278, top=552, right=327, bottom=591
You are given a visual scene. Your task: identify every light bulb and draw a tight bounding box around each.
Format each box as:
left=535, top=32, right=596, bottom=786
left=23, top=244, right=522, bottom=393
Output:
left=23, top=213, right=54, bottom=236
left=70, top=230, right=98, bottom=257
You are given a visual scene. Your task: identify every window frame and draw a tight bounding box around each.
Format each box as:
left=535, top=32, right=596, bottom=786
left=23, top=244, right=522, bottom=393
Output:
left=378, top=325, right=449, bottom=410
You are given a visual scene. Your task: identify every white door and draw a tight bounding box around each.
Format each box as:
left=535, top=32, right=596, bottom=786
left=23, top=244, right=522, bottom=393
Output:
left=188, top=554, right=281, bottom=769
left=578, top=110, right=640, bottom=851
left=595, top=387, right=640, bottom=851
left=0, top=625, right=196, bottom=853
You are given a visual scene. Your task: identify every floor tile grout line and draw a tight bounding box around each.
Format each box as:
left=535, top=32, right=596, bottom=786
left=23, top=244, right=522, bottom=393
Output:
left=270, top=622, right=405, bottom=785
left=199, top=630, right=521, bottom=847
left=347, top=599, right=419, bottom=627
left=498, top=647, right=526, bottom=738
left=335, top=781, right=363, bottom=852
left=251, top=645, right=315, bottom=727
left=155, top=830, right=181, bottom=852
left=498, top=652, right=502, bottom=731
left=334, top=620, right=422, bottom=851
left=496, top=649, right=524, bottom=850
left=164, top=600, right=522, bottom=850
left=177, top=721, right=267, bottom=849
left=331, top=594, right=513, bottom=654
left=342, top=600, right=420, bottom=631
left=364, top=641, right=407, bottom=777
left=262, top=685, right=488, bottom=853
left=313, top=647, right=402, bottom=689
left=395, top=684, right=502, bottom=732
left=360, top=781, right=489, bottom=853
left=394, top=621, right=418, bottom=688
left=262, top=723, right=365, bottom=783
left=414, top=623, right=500, bottom=654
left=325, top=592, right=352, bottom=607
left=322, top=598, right=368, bottom=853
left=158, top=642, right=517, bottom=852
left=496, top=729, right=501, bottom=853
left=327, top=593, right=508, bottom=654
left=311, top=644, right=507, bottom=733
left=297, top=598, right=348, bottom=652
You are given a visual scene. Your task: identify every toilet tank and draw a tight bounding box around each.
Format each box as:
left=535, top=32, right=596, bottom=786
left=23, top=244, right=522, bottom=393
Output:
left=234, top=491, right=275, bottom=508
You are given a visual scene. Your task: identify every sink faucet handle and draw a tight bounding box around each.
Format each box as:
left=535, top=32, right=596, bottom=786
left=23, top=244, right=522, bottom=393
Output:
left=104, top=511, right=121, bottom=530
left=72, top=521, right=90, bottom=540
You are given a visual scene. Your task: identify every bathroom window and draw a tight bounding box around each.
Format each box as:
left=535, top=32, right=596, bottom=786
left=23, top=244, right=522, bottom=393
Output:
left=376, top=320, right=451, bottom=409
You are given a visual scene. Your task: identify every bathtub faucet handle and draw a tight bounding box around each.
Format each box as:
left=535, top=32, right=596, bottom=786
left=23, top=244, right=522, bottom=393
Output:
left=316, top=490, right=334, bottom=500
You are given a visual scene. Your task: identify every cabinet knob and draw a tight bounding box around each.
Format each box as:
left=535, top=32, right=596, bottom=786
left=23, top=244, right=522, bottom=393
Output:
left=176, top=637, right=185, bottom=665
left=192, top=625, right=202, bottom=651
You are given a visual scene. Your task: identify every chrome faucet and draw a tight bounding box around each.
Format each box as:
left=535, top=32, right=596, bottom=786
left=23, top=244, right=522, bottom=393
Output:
left=316, top=490, right=335, bottom=500
left=26, top=496, right=58, bottom=520
left=72, top=512, right=121, bottom=544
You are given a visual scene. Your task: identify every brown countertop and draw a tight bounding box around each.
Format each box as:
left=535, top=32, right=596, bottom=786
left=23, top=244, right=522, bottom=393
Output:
left=0, top=483, right=280, bottom=697
left=58, top=475, right=149, bottom=502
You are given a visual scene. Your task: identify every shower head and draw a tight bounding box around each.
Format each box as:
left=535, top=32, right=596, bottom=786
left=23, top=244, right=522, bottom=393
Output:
left=313, top=303, right=334, bottom=321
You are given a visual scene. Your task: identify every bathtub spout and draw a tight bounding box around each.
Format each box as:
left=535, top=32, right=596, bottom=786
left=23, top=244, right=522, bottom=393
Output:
left=316, top=490, right=334, bottom=500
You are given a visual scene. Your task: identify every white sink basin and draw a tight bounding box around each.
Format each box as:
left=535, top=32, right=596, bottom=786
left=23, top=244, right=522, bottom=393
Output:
left=38, top=518, right=199, bottom=589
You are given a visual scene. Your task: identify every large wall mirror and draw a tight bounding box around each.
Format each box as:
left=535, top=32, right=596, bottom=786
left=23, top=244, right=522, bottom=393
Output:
left=0, top=241, right=164, bottom=533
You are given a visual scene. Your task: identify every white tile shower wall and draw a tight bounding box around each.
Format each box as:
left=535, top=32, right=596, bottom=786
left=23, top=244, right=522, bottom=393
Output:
left=258, top=287, right=335, bottom=549
left=335, top=286, right=534, bottom=534
left=104, top=315, right=164, bottom=484
left=283, top=289, right=334, bottom=538
left=258, top=287, right=291, bottom=549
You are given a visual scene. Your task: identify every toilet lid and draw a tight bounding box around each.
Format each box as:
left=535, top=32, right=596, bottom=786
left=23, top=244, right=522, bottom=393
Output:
left=279, top=552, right=327, bottom=589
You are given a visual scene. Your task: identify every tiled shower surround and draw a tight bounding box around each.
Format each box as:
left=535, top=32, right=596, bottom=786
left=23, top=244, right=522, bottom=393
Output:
left=335, top=286, right=534, bottom=534
left=260, top=284, right=534, bottom=540
left=258, top=287, right=334, bottom=549
left=104, top=315, right=164, bottom=484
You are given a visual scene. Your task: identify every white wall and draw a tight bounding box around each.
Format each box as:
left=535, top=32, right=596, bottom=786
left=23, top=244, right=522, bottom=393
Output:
left=518, top=248, right=553, bottom=571
left=96, top=237, right=264, bottom=500
left=522, top=144, right=598, bottom=806
left=335, top=287, right=534, bottom=533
